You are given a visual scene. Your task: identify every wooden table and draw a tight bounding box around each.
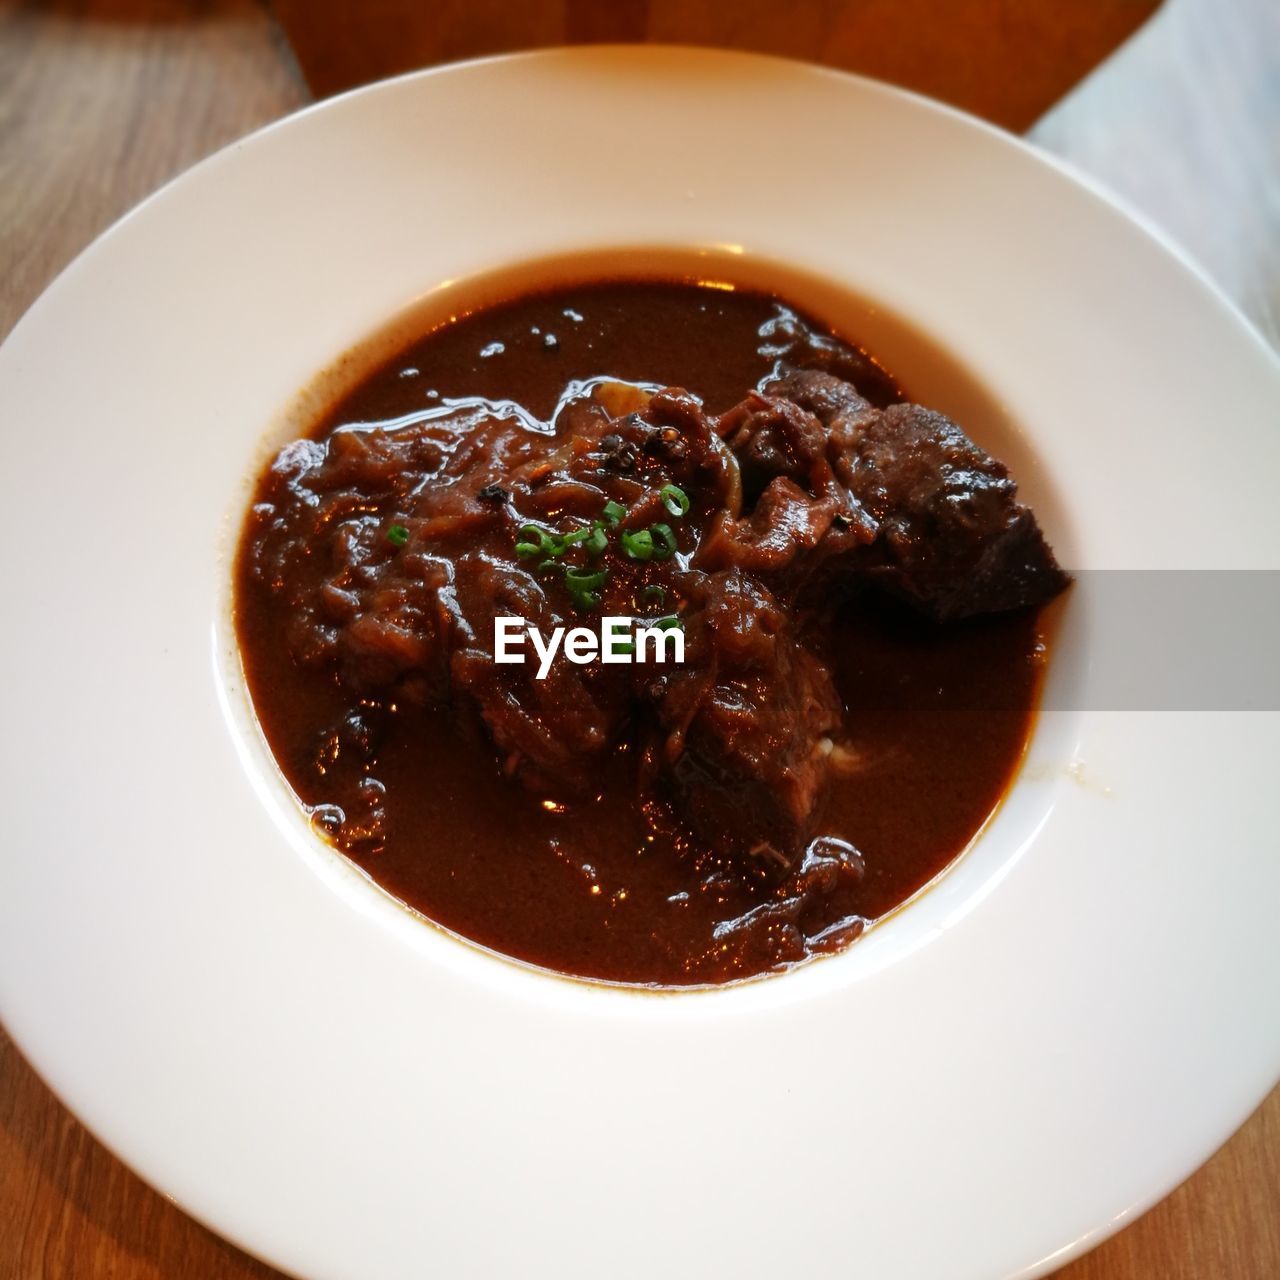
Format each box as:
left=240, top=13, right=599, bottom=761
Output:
left=2, top=1, right=1276, bottom=1275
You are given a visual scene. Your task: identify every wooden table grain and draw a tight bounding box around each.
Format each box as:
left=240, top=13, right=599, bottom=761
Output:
left=1, top=1, right=1276, bottom=1276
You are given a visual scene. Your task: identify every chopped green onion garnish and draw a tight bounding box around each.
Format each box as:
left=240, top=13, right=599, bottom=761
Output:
left=517, top=524, right=561, bottom=558
left=654, top=614, right=684, bottom=632
left=659, top=484, right=690, bottom=518
left=387, top=524, right=409, bottom=547
left=560, top=527, right=590, bottom=547
left=602, top=500, right=626, bottom=527
left=535, top=558, right=559, bottom=575
left=640, top=584, right=667, bottom=607
left=564, top=566, right=608, bottom=609
left=584, top=521, right=608, bottom=557
left=620, top=528, right=654, bottom=561
left=649, top=523, right=677, bottom=560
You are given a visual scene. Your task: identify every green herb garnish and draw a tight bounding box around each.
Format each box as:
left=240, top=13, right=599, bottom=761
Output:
left=387, top=524, right=409, bottom=547
left=649, top=523, right=677, bottom=560
left=659, top=484, right=690, bottom=518
left=564, top=566, right=608, bottom=609
left=640, top=584, right=667, bottom=607
left=654, top=614, right=684, bottom=632
left=602, top=500, right=626, bottom=527
left=584, top=521, right=608, bottom=557
left=516, top=523, right=560, bottom=559
left=620, top=528, right=655, bottom=561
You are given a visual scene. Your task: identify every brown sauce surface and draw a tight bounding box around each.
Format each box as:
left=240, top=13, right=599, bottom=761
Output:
left=235, top=281, right=1048, bottom=986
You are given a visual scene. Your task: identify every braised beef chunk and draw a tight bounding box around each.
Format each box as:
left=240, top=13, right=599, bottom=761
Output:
left=832, top=402, right=1070, bottom=620
left=724, top=368, right=1071, bottom=619
left=706, top=381, right=876, bottom=577
left=448, top=556, right=623, bottom=792
left=648, top=571, right=841, bottom=860
left=762, top=366, right=879, bottom=433
left=757, top=307, right=902, bottom=409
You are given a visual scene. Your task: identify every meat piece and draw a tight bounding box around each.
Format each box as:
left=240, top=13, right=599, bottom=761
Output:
left=447, top=555, right=626, bottom=792
left=757, top=306, right=902, bottom=408
left=695, top=478, right=845, bottom=574
left=718, top=373, right=875, bottom=502
left=726, top=368, right=1071, bottom=619
left=649, top=571, right=842, bottom=860
left=764, top=366, right=878, bottom=437
left=833, top=402, right=1070, bottom=620
left=708, top=380, right=877, bottom=577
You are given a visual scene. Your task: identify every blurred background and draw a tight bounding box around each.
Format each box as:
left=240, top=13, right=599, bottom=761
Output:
left=1, top=1, right=1277, bottom=1277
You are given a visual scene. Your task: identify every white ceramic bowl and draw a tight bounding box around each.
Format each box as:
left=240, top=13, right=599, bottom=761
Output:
left=1, top=47, right=1277, bottom=1280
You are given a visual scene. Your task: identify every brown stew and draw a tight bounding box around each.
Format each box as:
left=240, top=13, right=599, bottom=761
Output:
left=235, top=279, right=1066, bottom=986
